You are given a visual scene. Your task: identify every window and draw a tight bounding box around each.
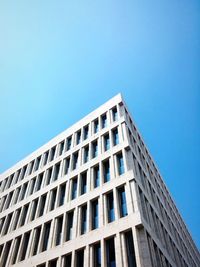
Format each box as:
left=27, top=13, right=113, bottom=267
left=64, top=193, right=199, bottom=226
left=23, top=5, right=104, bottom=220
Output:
left=49, top=146, right=56, bottom=161
left=112, top=107, right=118, bottom=122
left=34, top=156, right=41, bottom=171
left=76, top=249, right=84, bottom=267
left=63, top=157, right=70, bottom=175
left=92, top=199, right=99, bottom=230
left=30, top=198, right=38, bottom=221
left=118, top=187, right=128, bottom=217
left=83, top=146, right=89, bottom=163
left=66, top=210, right=74, bottom=241
left=92, top=140, right=98, bottom=158
left=1, top=241, right=11, bottom=267
left=83, top=125, right=89, bottom=140
left=76, top=130, right=81, bottom=145
left=19, top=183, right=27, bottom=201
left=28, top=177, right=36, bottom=196
left=12, top=236, right=22, bottom=264
left=107, top=192, right=115, bottom=223
left=72, top=152, right=79, bottom=170
left=46, top=167, right=53, bottom=185
left=106, top=237, right=116, bottom=267
left=49, top=259, right=58, bottom=267
left=2, top=213, right=12, bottom=235
left=53, top=162, right=61, bottom=181
left=117, top=153, right=125, bottom=175
left=41, top=221, right=51, bottom=252
left=19, top=165, right=27, bottom=181
left=12, top=208, right=21, bottom=230
left=32, top=226, right=41, bottom=256
left=38, top=194, right=47, bottom=217
left=58, top=141, right=65, bottom=156
left=43, top=151, right=49, bottom=166
left=93, top=165, right=100, bottom=188
left=101, top=113, right=107, bottom=128
left=71, top=177, right=78, bottom=200
left=49, top=188, right=57, bottom=211
left=80, top=172, right=87, bottom=195
left=19, top=204, right=29, bottom=226
left=55, top=216, right=63, bottom=246
left=104, top=134, right=110, bottom=151
left=103, top=159, right=110, bottom=183
left=59, top=183, right=66, bottom=206
left=62, top=253, right=72, bottom=267
left=35, top=172, right=44, bottom=191
left=66, top=136, right=72, bottom=151
left=112, top=128, right=119, bottom=146
left=93, top=242, right=101, bottom=267
left=94, top=119, right=99, bottom=134
left=81, top=205, right=87, bottom=235
left=28, top=161, right=34, bottom=175
left=19, top=231, right=30, bottom=261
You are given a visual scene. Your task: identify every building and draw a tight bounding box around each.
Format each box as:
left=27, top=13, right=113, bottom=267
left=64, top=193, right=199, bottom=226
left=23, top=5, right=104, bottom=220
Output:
left=0, top=93, right=199, bottom=267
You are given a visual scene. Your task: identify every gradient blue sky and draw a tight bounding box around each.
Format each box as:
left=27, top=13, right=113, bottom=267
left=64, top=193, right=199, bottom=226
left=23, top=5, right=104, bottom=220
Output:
left=0, top=0, right=199, bottom=248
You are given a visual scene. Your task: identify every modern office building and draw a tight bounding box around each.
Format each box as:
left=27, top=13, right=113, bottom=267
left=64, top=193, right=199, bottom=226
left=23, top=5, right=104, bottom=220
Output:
left=0, top=94, right=199, bottom=267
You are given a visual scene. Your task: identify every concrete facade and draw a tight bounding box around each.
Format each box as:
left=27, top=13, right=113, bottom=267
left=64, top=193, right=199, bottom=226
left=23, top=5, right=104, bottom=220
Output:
left=0, top=94, right=199, bottom=267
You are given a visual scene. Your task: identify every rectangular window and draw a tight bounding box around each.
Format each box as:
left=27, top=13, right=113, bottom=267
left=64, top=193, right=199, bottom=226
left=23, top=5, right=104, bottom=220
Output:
left=35, top=172, right=44, bottom=191
left=12, top=208, right=21, bottom=230
left=1, top=241, right=11, bottom=267
left=92, top=140, right=98, bottom=158
left=112, top=107, right=118, bottom=122
left=46, top=167, right=53, bottom=185
left=43, top=151, right=49, bottom=166
left=101, top=113, right=107, bottom=128
left=83, top=125, right=89, bottom=140
left=49, top=146, right=56, bottom=161
left=66, top=210, right=74, bottom=241
left=19, top=165, right=27, bottom=181
left=76, top=130, right=81, bottom=145
left=93, top=242, right=101, bottom=267
left=30, top=198, right=38, bottom=221
left=66, top=136, right=72, bottom=151
left=124, top=231, right=136, bottom=267
left=71, top=177, right=78, bottom=200
left=53, top=162, right=61, bottom=181
left=12, top=236, right=22, bottom=264
left=58, top=141, right=65, bottom=156
left=103, top=159, right=110, bottom=183
left=76, top=249, right=84, bottom=267
left=83, top=146, right=89, bottom=163
left=38, top=194, right=47, bottom=217
left=29, top=177, right=36, bottom=196
left=106, top=237, right=116, bottom=267
left=19, top=231, right=30, bottom=261
left=81, top=205, right=87, bottom=235
left=34, top=156, right=41, bottom=171
left=107, top=192, right=115, bottom=223
left=94, top=165, right=100, bottom=188
left=49, top=259, right=58, bottom=267
left=49, top=188, right=57, bottom=211
left=4, top=191, right=13, bottom=209
left=104, top=134, right=110, bottom=151
left=19, top=204, right=29, bottom=226
left=63, top=157, right=70, bottom=175
left=55, top=216, right=63, bottom=246
left=19, top=183, right=27, bottom=201
left=59, top=183, right=66, bottom=206
left=28, top=161, right=34, bottom=175
left=117, top=153, right=125, bottom=175
left=32, top=226, right=41, bottom=256
left=2, top=213, right=12, bottom=235
left=62, top=253, right=72, bottom=267
left=92, top=199, right=99, bottom=230
left=41, top=221, right=51, bottom=252
left=72, top=152, right=79, bottom=170
left=112, top=128, right=119, bottom=146
left=118, top=187, right=128, bottom=217
left=94, top=119, right=99, bottom=134
left=80, top=172, right=87, bottom=195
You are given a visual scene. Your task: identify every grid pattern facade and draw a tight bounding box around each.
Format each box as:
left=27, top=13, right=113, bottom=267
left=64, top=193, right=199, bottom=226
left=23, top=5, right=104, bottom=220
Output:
left=0, top=94, right=199, bottom=267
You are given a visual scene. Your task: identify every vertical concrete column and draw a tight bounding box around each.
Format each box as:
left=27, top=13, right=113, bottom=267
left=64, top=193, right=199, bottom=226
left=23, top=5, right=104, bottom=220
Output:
left=48, top=218, right=55, bottom=248
left=121, top=233, right=129, bottom=267
left=71, top=250, right=76, bottom=267
left=99, top=194, right=104, bottom=227
left=110, top=155, right=115, bottom=180
left=84, top=245, right=90, bottom=267
left=101, top=238, right=106, bottom=267
left=113, top=187, right=120, bottom=220
left=114, top=233, right=123, bottom=267
left=125, top=181, right=134, bottom=215
left=73, top=206, right=79, bottom=239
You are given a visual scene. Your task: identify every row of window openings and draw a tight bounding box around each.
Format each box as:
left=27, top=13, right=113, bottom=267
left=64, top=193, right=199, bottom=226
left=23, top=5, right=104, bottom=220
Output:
left=0, top=229, right=136, bottom=267
left=0, top=152, right=124, bottom=213
left=0, top=107, right=119, bottom=194
left=0, top=183, right=127, bottom=238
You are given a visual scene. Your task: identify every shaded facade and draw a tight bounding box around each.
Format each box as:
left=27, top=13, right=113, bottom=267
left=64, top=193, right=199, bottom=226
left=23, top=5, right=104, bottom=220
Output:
left=0, top=94, right=199, bottom=267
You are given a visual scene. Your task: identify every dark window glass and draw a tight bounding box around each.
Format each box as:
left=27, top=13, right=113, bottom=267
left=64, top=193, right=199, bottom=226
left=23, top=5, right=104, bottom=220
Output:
left=38, top=194, right=46, bottom=217
left=63, top=253, right=72, bottom=267
left=94, top=119, right=99, bottom=133
left=66, top=136, right=72, bottom=151
left=2, top=213, right=12, bottom=235
left=64, top=157, right=70, bottom=175
left=19, top=231, right=30, bottom=261
left=106, top=238, right=116, bottom=267
left=59, top=141, right=65, bottom=156
left=66, top=211, right=74, bottom=241
left=107, top=192, right=115, bottom=223
left=46, top=167, right=53, bottom=185
left=76, top=130, right=81, bottom=145
left=76, top=249, right=84, bottom=267
left=59, top=183, right=66, bottom=206
left=43, top=151, right=49, bottom=166
left=92, top=199, right=99, bottom=230
left=118, top=187, right=127, bottom=217
left=112, top=107, right=118, bottom=122
left=94, top=165, right=100, bottom=188
left=49, top=258, right=58, bottom=267
left=34, top=157, right=41, bottom=171
left=53, top=162, right=60, bottom=181
left=83, top=125, right=89, bottom=140
left=28, top=161, right=34, bottom=175
left=103, top=160, right=110, bottom=183
left=41, top=222, right=51, bottom=251
left=50, top=189, right=57, bottom=211
left=1, top=241, right=11, bottom=267
left=20, top=204, right=29, bottom=226
left=30, top=199, right=38, bottom=221
left=84, top=146, right=89, bottom=163
left=94, top=243, right=101, bottom=267
left=101, top=113, right=107, bottom=128
left=12, top=236, right=22, bottom=264
left=80, top=172, right=87, bottom=195
left=117, top=153, right=124, bottom=175
left=71, top=178, right=77, bottom=200
left=12, top=208, right=21, bottom=230
left=104, top=134, right=110, bottom=151
left=35, top=173, right=44, bottom=191
left=92, top=140, right=98, bottom=158
left=81, top=205, right=87, bottom=235
left=112, top=128, right=119, bottom=146
left=55, top=216, right=63, bottom=246
left=125, top=231, right=137, bottom=267
left=20, top=183, right=27, bottom=201
left=50, top=147, right=56, bottom=161
left=32, top=226, right=41, bottom=255
left=73, top=152, right=79, bottom=170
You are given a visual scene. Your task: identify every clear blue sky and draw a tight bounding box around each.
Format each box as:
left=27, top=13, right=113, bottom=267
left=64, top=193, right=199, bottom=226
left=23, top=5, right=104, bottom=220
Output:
left=0, top=0, right=199, bottom=248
